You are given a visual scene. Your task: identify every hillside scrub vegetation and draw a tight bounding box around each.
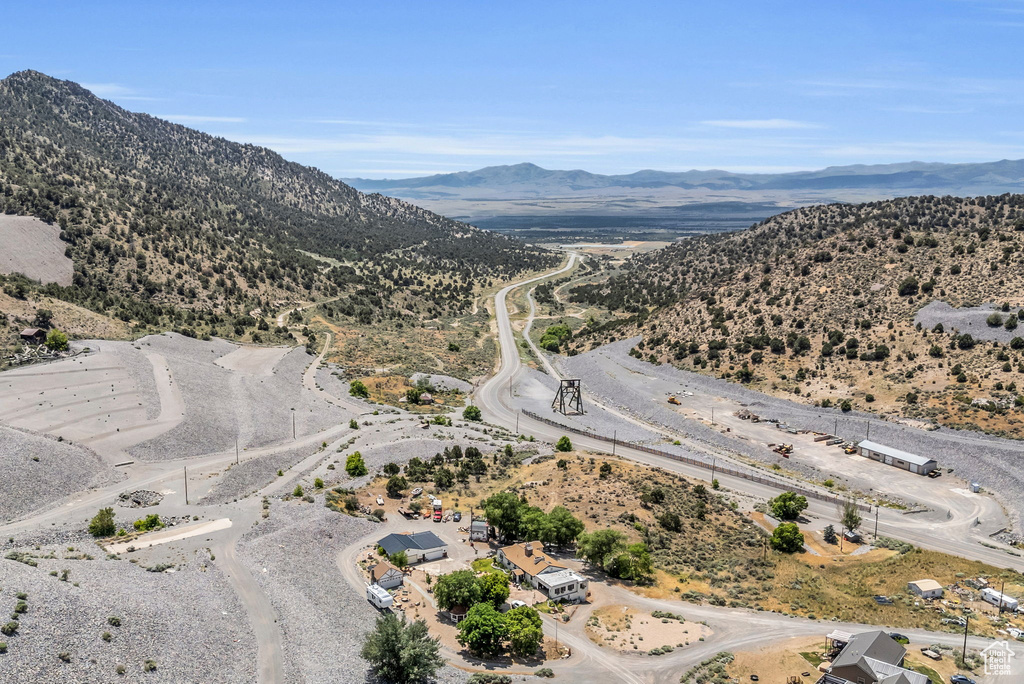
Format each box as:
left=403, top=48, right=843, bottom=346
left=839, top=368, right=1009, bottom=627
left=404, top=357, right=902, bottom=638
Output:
left=0, top=70, right=556, bottom=343
left=568, top=195, right=1024, bottom=436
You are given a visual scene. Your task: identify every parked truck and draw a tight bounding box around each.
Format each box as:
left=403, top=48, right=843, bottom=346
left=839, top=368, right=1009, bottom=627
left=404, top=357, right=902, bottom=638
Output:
left=432, top=499, right=443, bottom=522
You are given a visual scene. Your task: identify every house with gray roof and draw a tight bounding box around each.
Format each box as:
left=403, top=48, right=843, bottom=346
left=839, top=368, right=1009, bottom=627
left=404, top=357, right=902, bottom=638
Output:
left=376, top=531, right=447, bottom=564
left=817, top=630, right=929, bottom=684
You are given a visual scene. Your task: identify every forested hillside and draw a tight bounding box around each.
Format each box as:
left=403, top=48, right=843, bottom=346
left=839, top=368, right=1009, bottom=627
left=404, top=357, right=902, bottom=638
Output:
left=0, top=70, right=555, bottom=337
left=569, top=195, right=1024, bottom=436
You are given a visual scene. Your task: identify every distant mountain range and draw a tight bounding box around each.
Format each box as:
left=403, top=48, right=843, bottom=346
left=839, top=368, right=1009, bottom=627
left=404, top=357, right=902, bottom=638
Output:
left=347, top=160, right=1024, bottom=199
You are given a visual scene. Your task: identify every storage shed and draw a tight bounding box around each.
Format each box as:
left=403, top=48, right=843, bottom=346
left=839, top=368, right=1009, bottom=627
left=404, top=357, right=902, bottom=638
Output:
left=857, top=440, right=937, bottom=475
left=908, top=579, right=944, bottom=599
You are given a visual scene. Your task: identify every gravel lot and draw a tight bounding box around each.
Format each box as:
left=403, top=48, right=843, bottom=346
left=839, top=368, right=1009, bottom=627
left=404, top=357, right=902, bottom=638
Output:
left=0, top=550, right=256, bottom=683
left=237, top=499, right=467, bottom=683
left=0, top=425, right=123, bottom=523
left=129, top=335, right=347, bottom=460
left=560, top=338, right=1024, bottom=532
left=915, top=300, right=1024, bottom=344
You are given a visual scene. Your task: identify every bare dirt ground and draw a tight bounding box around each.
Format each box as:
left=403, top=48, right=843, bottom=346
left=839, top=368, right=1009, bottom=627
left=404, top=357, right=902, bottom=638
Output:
left=0, top=215, right=73, bottom=285
left=585, top=605, right=709, bottom=653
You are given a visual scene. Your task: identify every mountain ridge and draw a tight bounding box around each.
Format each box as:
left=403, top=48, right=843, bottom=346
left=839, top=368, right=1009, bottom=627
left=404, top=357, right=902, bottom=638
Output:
left=346, top=159, right=1024, bottom=197
left=0, top=70, right=555, bottom=339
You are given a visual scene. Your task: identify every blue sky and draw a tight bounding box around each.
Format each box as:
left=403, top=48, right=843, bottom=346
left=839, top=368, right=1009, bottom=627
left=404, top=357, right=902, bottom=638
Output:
left=3, top=1, right=1024, bottom=178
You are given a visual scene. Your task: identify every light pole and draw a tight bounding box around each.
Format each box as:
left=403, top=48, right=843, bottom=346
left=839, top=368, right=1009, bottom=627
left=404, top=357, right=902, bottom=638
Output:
left=184, top=466, right=188, bottom=505
left=962, top=615, right=969, bottom=662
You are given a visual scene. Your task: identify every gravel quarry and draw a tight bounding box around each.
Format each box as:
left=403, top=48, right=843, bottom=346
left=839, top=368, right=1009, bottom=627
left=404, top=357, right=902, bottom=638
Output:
left=0, top=425, right=122, bottom=524
left=915, top=300, right=1023, bottom=344
left=556, top=337, right=1024, bottom=531
left=0, top=215, right=74, bottom=286
left=0, top=549, right=256, bottom=683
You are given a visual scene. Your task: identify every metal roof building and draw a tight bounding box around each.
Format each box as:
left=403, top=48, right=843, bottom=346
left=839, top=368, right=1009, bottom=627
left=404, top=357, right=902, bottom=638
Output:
left=376, top=531, right=447, bottom=563
left=856, top=440, right=937, bottom=475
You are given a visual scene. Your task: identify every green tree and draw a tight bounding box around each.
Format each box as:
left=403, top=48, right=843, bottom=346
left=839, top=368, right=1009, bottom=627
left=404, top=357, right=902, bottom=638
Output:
left=349, top=380, right=370, bottom=398
left=383, top=462, right=401, bottom=476
left=345, top=451, right=368, bottom=477
left=577, top=529, right=627, bottom=569
left=505, top=606, right=543, bottom=658
left=457, top=603, right=508, bottom=658
left=360, top=613, right=444, bottom=684
left=389, top=550, right=408, bottom=568
left=608, top=542, right=652, bottom=581
left=34, top=308, right=53, bottom=328
left=88, top=507, right=116, bottom=537
left=433, top=467, right=455, bottom=490
left=555, top=436, right=572, bottom=452
left=45, top=329, right=69, bottom=351
left=133, top=514, right=163, bottom=532
left=840, top=499, right=862, bottom=533
left=434, top=570, right=482, bottom=611
left=386, top=476, right=408, bottom=498
left=479, top=571, right=510, bottom=608
left=463, top=405, right=482, bottom=421
left=768, top=492, right=808, bottom=521
left=823, top=524, right=838, bottom=545
left=770, top=522, right=804, bottom=552
left=481, top=491, right=527, bottom=541
left=543, top=506, right=584, bottom=548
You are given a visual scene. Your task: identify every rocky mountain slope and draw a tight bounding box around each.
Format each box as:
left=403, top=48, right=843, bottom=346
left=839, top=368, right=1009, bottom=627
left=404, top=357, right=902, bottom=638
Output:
left=0, top=70, right=555, bottom=338
left=568, top=195, right=1024, bottom=437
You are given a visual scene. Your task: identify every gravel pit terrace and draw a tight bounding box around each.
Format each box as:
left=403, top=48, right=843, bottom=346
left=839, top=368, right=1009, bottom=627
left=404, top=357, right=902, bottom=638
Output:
left=559, top=338, right=1024, bottom=532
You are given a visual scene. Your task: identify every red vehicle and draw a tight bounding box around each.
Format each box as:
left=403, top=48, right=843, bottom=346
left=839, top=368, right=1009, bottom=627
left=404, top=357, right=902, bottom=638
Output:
left=433, top=509, right=443, bottom=522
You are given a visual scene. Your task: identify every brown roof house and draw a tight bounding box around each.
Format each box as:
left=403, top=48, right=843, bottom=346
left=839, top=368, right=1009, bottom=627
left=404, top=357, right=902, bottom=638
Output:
left=496, top=541, right=588, bottom=603
left=817, top=630, right=929, bottom=684
left=369, top=560, right=404, bottom=590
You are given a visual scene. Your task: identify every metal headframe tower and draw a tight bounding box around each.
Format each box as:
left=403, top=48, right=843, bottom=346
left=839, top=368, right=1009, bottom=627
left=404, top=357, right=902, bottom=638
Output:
left=551, top=378, right=583, bottom=415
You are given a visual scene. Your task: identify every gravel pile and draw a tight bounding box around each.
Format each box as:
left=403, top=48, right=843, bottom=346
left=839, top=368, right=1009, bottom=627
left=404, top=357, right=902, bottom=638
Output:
left=562, top=338, right=1024, bottom=531
left=915, top=301, right=1023, bottom=344
left=80, top=339, right=163, bottom=420
left=0, top=551, right=256, bottom=683
left=197, top=444, right=322, bottom=505
left=116, top=490, right=163, bottom=508
left=0, top=425, right=123, bottom=524
left=129, top=334, right=347, bottom=460
left=411, top=372, right=474, bottom=393
left=237, top=499, right=466, bottom=683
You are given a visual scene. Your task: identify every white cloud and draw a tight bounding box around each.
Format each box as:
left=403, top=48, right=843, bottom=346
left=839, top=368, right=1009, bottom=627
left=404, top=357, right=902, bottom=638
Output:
left=701, top=119, right=823, bottom=130
left=157, top=114, right=247, bottom=124
left=80, top=82, right=159, bottom=102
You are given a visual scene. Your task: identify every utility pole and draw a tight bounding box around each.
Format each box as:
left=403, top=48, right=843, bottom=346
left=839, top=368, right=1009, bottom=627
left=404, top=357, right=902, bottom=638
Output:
left=711, top=408, right=715, bottom=425
left=962, top=615, right=969, bottom=661
left=873, top=507, right=879, bottom=538
left=999, top=579, right=1006, bottom=613
left=612, top=430, right=617, bottom=456
left=711, top=457, right=716, bottom=485
left=866, top=421, right=870, bottom=441
left=235, top=437, right=239, bottom=465
left=515, top=411, right=519, bottom=434
left=834, top=417, right=838, bottom=436
left=293, top=412, right=296, bottom=440
left=184, top=466, right=188, bottom=505
left=508, top=377, right=512, bottom=398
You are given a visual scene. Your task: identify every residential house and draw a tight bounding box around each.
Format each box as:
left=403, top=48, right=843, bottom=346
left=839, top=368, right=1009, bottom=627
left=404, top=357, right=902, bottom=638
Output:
left=376, top=531, right=447, bottom=564
left=369, top=560, right=404, bottom=589
left=20, top=328, right=45, bottom=344
left=496, top=541, right=588, bottom=603
left=817, top=630, right=928, bottom=684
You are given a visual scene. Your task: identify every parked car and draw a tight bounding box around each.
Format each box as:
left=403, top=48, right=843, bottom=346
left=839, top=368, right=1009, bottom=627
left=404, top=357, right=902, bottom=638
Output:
left=888, top=632, right=909, bottom=644
left=509, top=600, right=527, bottom=609
left=453, top=511, right=462, bottom=522
left=950, top=675, right=976, bottom=684
left=376, top=495, right=384, bottom=506
left=433, top=509, right=442, bottom=522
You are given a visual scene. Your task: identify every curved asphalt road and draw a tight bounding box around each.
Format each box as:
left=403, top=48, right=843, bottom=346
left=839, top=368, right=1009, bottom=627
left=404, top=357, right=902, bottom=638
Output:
left=478, top=258, right=1024, bottom=574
